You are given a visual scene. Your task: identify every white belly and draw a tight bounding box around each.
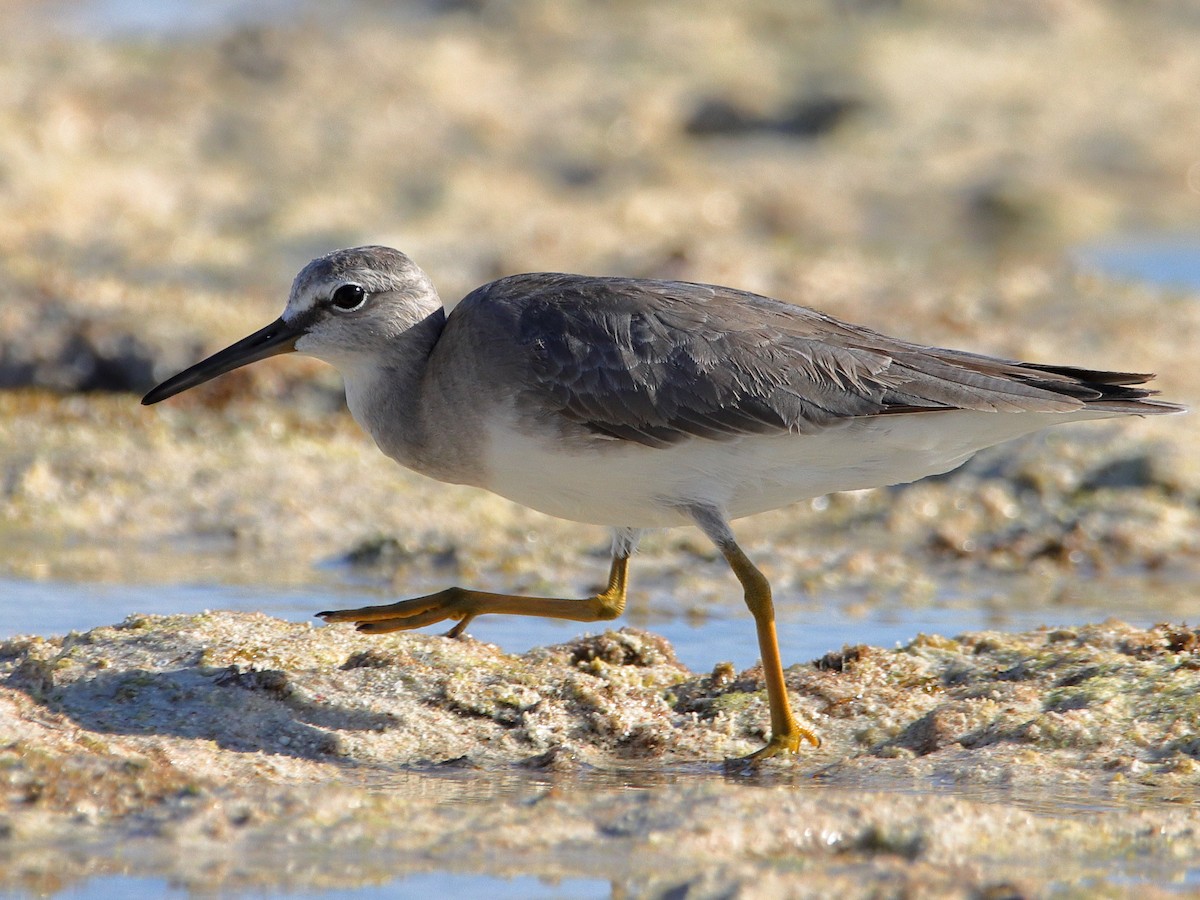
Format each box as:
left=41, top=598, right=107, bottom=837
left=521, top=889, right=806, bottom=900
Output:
left=480, top=409, right=1115, bottom=528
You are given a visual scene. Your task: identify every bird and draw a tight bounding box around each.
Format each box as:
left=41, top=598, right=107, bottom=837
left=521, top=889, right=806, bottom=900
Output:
left=142, top=245, right=1183, bottom=761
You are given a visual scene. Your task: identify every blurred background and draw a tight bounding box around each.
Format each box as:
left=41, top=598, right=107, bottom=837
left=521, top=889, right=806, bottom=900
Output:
left=5, top=0, right=1200, bottom=382
left=2, top=0, right=1199, bottom=657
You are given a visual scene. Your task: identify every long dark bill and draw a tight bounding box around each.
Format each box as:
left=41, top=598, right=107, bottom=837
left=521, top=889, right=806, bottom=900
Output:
left=141, top=317, right=305, bottom=405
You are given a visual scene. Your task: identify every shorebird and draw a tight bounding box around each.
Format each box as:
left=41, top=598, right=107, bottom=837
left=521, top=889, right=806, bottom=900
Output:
left=142, top=246, right=1182, bottom=760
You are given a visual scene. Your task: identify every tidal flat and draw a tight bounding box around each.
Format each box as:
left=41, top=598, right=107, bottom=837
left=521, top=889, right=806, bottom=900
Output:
left=2, top=1, right=1199, bottom=897
left=2, top=614, right=1199, bottom=898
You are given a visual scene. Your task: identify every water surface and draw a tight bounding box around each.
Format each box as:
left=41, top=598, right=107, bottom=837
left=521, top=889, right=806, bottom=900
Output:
left=1074, top=234, right=1200, bottom=291
left=1, top=571, right=1184, bottom=673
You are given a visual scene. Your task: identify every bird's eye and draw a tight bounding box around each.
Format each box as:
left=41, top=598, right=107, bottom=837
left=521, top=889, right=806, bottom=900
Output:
left=330, top=284, right=367, bottom=311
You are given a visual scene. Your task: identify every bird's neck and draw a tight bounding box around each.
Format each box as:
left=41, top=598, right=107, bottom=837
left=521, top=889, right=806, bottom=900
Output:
left=342, top=309, right=488, bottom=485
left=342, top=309, right=447, bottom=469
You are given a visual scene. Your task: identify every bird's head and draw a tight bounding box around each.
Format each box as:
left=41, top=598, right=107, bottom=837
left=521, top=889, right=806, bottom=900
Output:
left=141, top=246, right=443, bottom=405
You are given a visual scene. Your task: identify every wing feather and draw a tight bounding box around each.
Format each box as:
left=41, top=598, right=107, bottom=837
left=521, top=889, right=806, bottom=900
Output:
left=452, top=274, right=1178, bottom=448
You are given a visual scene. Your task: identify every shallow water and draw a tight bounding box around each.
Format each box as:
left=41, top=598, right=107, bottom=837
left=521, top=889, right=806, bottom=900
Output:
left=0, top=572, right=1180, bottom=673
left=15, top=773, right=1198, bottom=900
left=1073, top=234, right=1200, bottom=292
left=44, top=0, right=311, bottom=38
left=43, top=0, right=442, bottom=38
left=42, top=872, right=611, bottom=900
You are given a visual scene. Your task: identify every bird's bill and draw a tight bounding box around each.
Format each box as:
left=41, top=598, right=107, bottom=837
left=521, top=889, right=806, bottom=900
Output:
left=141, top=317, right=304, bottom=405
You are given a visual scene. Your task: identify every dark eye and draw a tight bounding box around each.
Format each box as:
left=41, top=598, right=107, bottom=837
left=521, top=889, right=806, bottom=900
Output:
left=330, top=284, right=366, bottom=311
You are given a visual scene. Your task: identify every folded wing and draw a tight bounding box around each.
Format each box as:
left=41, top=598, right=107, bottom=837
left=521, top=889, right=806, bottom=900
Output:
left=471, top=275, right=1181, bottom=449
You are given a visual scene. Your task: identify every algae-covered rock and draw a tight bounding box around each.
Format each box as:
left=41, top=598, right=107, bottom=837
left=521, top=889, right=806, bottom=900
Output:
left=1, top=613, right=1198, bottom=897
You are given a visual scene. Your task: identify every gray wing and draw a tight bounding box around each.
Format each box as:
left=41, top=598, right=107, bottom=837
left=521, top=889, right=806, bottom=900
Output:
left=463, top=274, right=1171, bottom=448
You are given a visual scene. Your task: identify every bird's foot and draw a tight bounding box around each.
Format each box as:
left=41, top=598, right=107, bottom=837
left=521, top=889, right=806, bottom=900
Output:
left=317, top=574, right=627, bottom=636
left=317, top=587, right=477, bottom=634
left=729, top=725, right=821, bottom=767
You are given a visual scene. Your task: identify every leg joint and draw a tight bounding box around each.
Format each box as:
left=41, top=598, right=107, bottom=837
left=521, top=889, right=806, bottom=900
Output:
left=591, top=555, right=630, bottom=620
left=592, top=600, right=624, bottom=621
left=718, top=543, right=775, bottom=622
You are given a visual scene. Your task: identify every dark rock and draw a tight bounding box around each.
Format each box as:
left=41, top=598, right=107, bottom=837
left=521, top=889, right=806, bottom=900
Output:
left=1079, top=454, right=1158, bottom=491
left=0, top=299, right=165, bottom=393
left=684, top=91, right=863, bottom=140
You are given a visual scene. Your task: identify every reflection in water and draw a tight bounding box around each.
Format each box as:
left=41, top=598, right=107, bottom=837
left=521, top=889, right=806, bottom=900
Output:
left=26, top=760, right=1200, bottom=900
left=327, top=746, right=1200, bottom=819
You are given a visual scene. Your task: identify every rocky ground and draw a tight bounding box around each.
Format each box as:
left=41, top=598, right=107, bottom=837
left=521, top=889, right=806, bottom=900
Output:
left=1, top=0, right=1199, bottom=896
left=2, top=614, right=1198, bottom=897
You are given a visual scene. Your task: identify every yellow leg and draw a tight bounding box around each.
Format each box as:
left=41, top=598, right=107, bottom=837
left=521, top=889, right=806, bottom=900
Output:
left=718, top=541, right=820, bottom=760
left=318, top=556, right=629, bottom=635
